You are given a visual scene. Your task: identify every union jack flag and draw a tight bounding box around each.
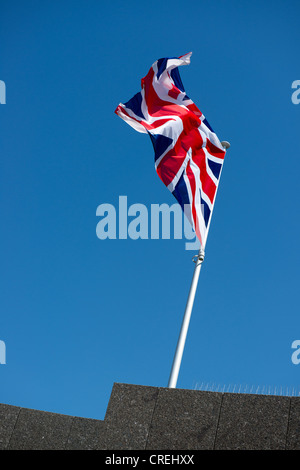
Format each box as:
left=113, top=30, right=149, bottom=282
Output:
left=115, top=52, right=227, bottom=248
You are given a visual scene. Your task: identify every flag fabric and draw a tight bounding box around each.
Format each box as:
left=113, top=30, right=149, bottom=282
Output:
left=115, top=52, right=227, bottom=248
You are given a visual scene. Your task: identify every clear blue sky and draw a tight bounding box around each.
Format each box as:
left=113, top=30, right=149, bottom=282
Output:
left=1, top=0, right=299, bottom=420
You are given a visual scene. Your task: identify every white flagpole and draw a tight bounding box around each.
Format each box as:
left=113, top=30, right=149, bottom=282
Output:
left=167, top=141, right=230, bottom=389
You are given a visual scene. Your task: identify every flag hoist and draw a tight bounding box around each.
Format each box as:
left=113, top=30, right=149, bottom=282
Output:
left=115, top=52, right=230, bottom=388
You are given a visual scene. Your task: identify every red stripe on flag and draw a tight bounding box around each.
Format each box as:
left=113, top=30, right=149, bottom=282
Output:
left=168, top=85, right=181, bottom=100
left=156, top=125, right=200, bottom=186
left=115, top=105, right=175, bottom=133
left=142, top=68, right=201, bottom=121
left=156, top=139, right=187, bottom=186
left=186, top=102, right=202, bottom=118
left=192, top=148, right=217, bottom=204
left=206, top=138, right=226, bottom=160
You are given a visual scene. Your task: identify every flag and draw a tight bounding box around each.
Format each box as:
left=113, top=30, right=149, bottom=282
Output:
left=115, top=52, right=227, bottom=248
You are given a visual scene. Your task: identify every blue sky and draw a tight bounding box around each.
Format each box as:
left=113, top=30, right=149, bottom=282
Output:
left=1, top=0, right=299, bottom=420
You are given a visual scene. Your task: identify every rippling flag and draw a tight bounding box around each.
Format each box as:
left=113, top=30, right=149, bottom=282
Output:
left=115, top=52, right=227, bottom=248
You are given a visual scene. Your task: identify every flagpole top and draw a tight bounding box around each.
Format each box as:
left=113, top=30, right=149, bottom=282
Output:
left=221, top=141, right=231, bottom=150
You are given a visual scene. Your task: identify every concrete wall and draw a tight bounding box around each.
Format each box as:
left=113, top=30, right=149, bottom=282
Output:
left=1, top=383, right=300, bottom=450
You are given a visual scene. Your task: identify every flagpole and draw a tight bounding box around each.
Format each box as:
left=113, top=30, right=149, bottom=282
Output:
left=167, top=141, right=230, bottom=389
left=167, top=248, right=205, bottom=388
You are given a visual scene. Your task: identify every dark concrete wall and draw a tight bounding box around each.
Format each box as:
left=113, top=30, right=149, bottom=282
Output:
left=1, top=383, right=300, bottom=450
